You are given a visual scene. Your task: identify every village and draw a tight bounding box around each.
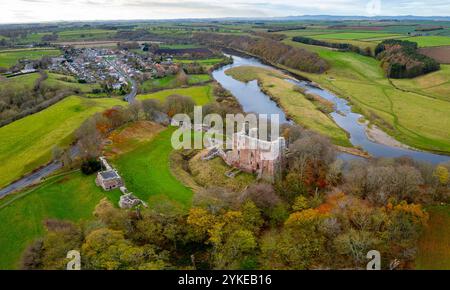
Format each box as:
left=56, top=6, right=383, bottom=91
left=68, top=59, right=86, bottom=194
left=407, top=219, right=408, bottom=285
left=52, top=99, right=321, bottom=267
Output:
left=50, top=46, right=176, bottom=92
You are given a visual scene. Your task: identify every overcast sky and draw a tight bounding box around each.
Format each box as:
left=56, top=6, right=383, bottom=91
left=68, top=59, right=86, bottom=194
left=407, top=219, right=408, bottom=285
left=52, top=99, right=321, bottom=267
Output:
left=1, top=0, right=450, bottom=24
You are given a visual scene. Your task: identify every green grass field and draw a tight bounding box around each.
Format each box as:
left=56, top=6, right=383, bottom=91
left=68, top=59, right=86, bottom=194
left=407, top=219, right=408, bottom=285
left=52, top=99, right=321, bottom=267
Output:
left=137, top=85, right=213, bottom=105
left=0, top=72, right=40, bottom=89
left=416, top=205, right=450, bottom=270
left=0, top=96, right=125, bottom=188
left=113, top=128, right=193, bottom=209
left=57, top=29, right=116, bottom=41
left=188, top=74, right=211, bottom=84
left=174, top=58, right=225, bottom=70
left=225, top=66, right=351, bottom=147
left=0, top=48, right=60, bottom=68
left=403, top=36, right=450, bottom=47
left=0, top=171, right=121, bottom=269
left=283, top=40, right=450, bottom=154
left=45, top=72, right=102, bottom=93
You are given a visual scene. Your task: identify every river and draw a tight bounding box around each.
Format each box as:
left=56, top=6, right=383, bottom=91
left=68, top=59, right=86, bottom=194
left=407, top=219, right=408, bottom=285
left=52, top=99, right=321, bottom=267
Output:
left=212, top=54, right=450, bottom=164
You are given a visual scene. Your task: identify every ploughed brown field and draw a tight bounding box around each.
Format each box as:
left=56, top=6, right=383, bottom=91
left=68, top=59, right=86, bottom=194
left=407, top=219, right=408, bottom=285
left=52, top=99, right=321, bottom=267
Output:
left=419, top=46, right=450, bottom=64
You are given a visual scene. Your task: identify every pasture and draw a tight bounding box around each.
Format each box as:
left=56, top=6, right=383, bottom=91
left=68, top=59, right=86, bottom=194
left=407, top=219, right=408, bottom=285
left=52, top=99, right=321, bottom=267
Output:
left=0, top=96, right=125, bottom=188
left=0, top=171, right=121, bottom=269
left=137, top=85, right=213, bottom=105
left=0, top=48, right=60, bottom=68
left=391, top=65, right=450, bottom=102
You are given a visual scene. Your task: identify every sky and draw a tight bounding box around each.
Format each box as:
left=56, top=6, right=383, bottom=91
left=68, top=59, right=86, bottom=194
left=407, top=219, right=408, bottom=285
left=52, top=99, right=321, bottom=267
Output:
left=1, top=0, right=450, bottom=24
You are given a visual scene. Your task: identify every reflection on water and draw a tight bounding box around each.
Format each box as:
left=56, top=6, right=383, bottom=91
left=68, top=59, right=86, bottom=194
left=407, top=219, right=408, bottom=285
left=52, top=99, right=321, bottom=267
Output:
left=212, top=54, right=450, bottom=164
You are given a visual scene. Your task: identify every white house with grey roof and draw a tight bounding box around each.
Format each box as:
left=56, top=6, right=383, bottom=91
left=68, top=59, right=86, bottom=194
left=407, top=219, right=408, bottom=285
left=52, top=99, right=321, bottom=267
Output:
left=95, top=157, right=123, bottom=191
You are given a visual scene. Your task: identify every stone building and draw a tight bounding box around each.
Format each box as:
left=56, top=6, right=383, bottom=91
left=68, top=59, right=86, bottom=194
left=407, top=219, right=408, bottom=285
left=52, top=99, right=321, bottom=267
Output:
left=220, top=128, right=286, bottom=182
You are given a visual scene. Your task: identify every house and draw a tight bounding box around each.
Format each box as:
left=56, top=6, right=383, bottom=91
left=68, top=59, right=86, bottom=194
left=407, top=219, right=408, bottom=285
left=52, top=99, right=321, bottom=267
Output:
left=95, top=157, right=123, bottom=191
left=96, top=169, right=123, bottom=191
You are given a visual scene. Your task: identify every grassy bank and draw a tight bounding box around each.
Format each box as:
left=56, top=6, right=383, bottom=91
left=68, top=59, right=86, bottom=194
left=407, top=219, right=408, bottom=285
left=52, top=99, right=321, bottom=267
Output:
left=225, top=66, right=351, bottom=147
left=0, top=96, right=125, bottom=188
left=113, top=128, right=194, bottom=209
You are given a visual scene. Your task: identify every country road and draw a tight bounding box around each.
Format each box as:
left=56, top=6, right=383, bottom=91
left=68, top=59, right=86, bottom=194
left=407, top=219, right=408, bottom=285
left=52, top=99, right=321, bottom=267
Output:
left=124, top=78, right=138, bottom=103
left=0, top=161, right=62, bottom=199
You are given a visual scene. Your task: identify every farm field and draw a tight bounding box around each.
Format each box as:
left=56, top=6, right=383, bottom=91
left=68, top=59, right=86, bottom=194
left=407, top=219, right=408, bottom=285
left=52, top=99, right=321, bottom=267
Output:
left=416, top=206, right=450, bottom=270
left=57, top=29, right=117, bottom=41
left=225, top=66, right=351, bottom=147
left=283, top=40, right=450, bottom=154
left=0, top=96, right=125, bottom=188
left=113, top=128, right=194, bottom=209
left=137, top=84, right=213, bottom=105
left=0, top=171, right=121, bottom=269
left=0, top=48, right=61, bottom=68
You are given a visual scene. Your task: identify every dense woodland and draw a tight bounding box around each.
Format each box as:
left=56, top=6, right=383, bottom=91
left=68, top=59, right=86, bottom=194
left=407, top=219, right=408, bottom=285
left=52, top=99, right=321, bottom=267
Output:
left=193, top=33, right=329, bottom=73
left=20, top=94, right=450, bottom=270
left=292, top=36, right=373, bottom=56
left=375, top=40, right=440, bottom=78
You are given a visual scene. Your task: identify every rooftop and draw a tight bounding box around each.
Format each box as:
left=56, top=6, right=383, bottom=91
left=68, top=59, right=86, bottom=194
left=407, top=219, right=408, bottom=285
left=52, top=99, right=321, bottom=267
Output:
left=100, top=170, right=120, bottom=180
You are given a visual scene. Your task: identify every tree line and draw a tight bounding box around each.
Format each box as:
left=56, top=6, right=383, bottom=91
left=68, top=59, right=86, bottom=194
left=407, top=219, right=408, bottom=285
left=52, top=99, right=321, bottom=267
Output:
left=0, top=70, right=83, bottom=127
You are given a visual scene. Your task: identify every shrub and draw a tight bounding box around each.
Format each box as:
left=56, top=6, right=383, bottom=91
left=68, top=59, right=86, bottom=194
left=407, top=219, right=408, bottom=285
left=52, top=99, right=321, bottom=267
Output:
left=81, top=159, right=101, bottom=175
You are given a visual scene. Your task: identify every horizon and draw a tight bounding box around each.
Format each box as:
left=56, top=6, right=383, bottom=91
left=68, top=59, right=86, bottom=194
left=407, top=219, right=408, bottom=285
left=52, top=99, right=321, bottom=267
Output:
left=1, top=0, right=450, bottom=25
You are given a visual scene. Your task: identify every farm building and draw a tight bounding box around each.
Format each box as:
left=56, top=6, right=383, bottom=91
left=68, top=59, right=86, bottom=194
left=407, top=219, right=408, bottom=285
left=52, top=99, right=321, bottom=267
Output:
left=95, top=157, right=123, bottom=191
